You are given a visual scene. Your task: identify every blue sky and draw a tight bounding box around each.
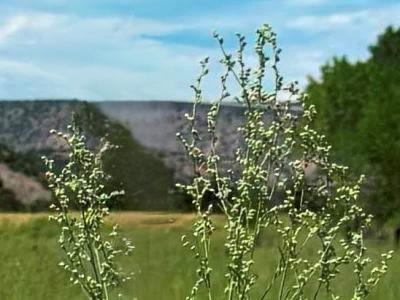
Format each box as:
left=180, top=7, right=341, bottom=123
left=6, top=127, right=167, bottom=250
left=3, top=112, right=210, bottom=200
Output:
left=0, top=0, right=399, bottom=101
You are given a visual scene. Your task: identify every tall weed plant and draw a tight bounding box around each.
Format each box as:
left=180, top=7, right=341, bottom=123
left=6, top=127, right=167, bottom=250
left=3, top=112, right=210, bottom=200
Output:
left=43, top=122, right=133, bottom=300
left=45, top=24, right=392, bottom=299
left=177, top=24, right=393, bottom=300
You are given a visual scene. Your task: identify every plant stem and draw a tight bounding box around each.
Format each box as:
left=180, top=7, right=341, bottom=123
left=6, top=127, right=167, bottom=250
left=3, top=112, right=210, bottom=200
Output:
left=279, top=263, right=288, bottom=300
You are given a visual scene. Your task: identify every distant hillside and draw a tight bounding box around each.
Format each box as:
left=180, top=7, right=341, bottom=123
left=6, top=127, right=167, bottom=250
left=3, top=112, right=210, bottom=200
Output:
left=96, top=101, right=248, bottom=182
left=96, top=101, right=302, bottom=181
left=0, top=100, right=175, bottom=210
left=0, top=144, right=48, bottom=211
left=0, top=100, right=301, bottom=211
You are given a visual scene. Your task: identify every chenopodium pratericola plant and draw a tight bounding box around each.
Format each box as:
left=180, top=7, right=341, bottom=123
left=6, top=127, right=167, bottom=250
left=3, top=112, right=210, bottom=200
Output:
left=177, top=24, right=393, bottom=300
left=43, top=121, right=134, bottom=300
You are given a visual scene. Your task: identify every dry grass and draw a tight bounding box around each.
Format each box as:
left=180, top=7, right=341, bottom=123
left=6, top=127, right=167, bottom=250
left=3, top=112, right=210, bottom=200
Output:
left=0, top=213, right=48, bottom=225
left=107, top=211, right=197, bottom=228
left=0, top=211, right=226, bottom=228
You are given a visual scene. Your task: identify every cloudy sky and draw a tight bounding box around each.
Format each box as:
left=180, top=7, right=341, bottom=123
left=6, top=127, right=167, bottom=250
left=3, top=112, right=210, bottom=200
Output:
left=0, top=0, right=398, bottom=101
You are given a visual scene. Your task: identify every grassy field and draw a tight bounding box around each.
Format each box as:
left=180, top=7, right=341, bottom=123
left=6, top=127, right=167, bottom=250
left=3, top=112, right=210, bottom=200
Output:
left=0, top=212, right=399, bottom=299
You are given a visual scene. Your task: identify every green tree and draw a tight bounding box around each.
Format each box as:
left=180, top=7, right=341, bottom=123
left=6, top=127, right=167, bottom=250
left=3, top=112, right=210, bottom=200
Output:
left=369, top=26, right=400, bottom=65
left=306, top=26, right=400, bottom=221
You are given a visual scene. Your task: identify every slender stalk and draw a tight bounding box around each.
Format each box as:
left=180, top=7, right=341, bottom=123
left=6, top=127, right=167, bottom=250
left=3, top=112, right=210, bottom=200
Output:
left=278, top=262, right=288, bottom=300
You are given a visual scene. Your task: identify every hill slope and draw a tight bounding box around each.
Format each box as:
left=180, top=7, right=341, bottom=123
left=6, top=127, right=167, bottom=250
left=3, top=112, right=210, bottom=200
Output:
left=96, top=101, right=248, bottom=182
left=0, top=100, right=301, bottom=210
left=0, top=100, right=175, bottom=210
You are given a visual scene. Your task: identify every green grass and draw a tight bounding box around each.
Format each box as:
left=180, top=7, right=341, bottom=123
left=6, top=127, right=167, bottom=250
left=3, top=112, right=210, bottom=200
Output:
left=0, top=214, right=398, bottom=299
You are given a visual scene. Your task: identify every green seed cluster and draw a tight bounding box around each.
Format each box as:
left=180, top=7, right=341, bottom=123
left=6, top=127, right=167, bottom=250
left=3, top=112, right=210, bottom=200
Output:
left=43, top=122, right=134, bottom=300
left=178, top=24, right=393, bottom=300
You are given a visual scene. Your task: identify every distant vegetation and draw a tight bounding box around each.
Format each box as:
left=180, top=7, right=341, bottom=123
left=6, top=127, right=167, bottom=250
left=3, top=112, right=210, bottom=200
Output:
left=307, top=26, right=400, bottom=222
left=0, top=144, right=44, bottom=178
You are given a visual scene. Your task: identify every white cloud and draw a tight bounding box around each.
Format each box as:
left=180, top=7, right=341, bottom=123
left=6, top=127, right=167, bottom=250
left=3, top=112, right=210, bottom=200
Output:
left=0, top=13, right=186, bottom=46
left=0, top=8, right=300, bottom=100
left=0, top=2, right=399, bottom=100
left=287, top=4, right=400, bottom=32
left=0, top=13, right=60, bottom=43
left=0, top=15, right=30, bottom=42
left=283, top=4, right=400, bottom=84
left=279, top=48, right=326, bottom=84
left=287, top=10, right=368, bottom=31
left=0, top=12, right=219, bottom=100
left=0, top=57, right=101, bottom=99
left=0, top=58, right=57, bottom=79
